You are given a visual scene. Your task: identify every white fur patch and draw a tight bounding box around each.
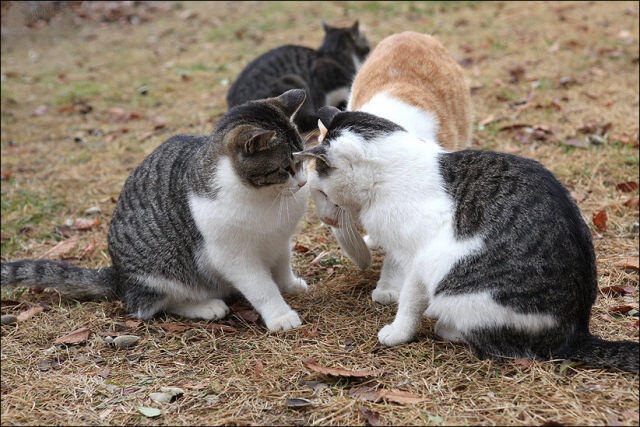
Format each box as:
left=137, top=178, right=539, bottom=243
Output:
left=425, top=291, right=557, bottom=334
left=359, top=93, right=439, bottom=143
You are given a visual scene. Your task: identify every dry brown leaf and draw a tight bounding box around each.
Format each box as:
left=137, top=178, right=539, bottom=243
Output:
left=200, top=323, right=237, bottom=333
left=564, top=137, right=590, bottom=149
left=302, top=358, right=383, bottom=377
left=609, top=305, right=635, bottom=314
left=157, top=322, right=190, bottom=332
left=125, top=319, right=142, bottom=328
left=513, top=358, right=533, bottom=368
left=54, top=327, right=91, bottom=344
left=349, top=386, right=381, bottom=402
left=74, top=218, right=100, bottom=230
left=358, top=406, right=383, bottom=426
left=16, top=305, right=44, bottom=321
left=624, top=196, right=639, bottom=208
left=600, top=286, right=627, bottom=296
left=293, top=244, right=310, bottom=253
left=379, top=389, right=429, bottom=404
left=41, top=235, right=79, bottom=259
left=81, top=242, right=96, bottom=259
left=234, top=310, right=259, bottom=322
left=592, top=210, right=607, bottom=232
left=616, top=181, right=639, bottom=192
left=254, top=359, right=264, bottom=377
left=614, top=257, right=639, bottom=271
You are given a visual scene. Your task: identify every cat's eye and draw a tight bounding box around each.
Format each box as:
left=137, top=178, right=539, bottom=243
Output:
left=284, top=165, right=295, bottom=175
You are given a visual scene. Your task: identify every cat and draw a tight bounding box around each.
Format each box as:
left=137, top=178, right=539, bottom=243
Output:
left=311, top=31, right=473, bottom=272
left=226, top=21, right=370, bottom=133
left=295, top=106, right=639, bottom=373
left=1, top=89, right=311, bottom=331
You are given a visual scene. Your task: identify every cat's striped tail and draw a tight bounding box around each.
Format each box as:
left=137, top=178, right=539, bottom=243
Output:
left=1, top=260, right=116, bottom=299
left=570, top=333, right=639, bottom=373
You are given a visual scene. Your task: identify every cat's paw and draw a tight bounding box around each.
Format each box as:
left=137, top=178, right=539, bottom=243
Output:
left=378, top=323, right=413, bottom=346
left=282, top=277, right=308, bottom=295
left=371, top=286, right=398, bottom=304
left=170, top=299, right=230, bottom=320
left=265, top=310, right=302, bottom=331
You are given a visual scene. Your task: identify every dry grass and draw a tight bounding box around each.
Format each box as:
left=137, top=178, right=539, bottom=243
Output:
left=1, top=1, right=638, bottom=425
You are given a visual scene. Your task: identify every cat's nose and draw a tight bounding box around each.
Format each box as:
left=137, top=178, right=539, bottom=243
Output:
left=298, top=180, right=307, bottom=188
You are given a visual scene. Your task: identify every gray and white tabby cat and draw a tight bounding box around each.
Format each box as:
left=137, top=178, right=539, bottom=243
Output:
left=1, top=89, right=310, bottom=331
left=226, top=21, right=370, bottom=133
left=296, top=106, right=639, bottom=372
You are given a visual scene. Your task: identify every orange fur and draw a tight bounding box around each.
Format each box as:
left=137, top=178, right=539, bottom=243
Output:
left=349, top=31, right=472, bottom=150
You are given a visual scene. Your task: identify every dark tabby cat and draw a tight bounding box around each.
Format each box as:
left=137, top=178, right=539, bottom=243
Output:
left=296, top=106, right=639, bottom=372
left=226, top=21, right=370, bottom=133
left=2, top=89, right=311, bottom=331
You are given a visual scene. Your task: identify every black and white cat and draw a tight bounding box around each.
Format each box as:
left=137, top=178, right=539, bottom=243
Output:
left=296, top=106, right=639, bottom=372
left=2, top=90, right=309, bottom=331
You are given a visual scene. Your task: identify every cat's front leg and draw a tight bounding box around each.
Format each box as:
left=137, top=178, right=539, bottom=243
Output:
left=378, top=267, right=429, bottom=346
left=271, top=248, right=308, bottom=295
left=217, top=260, right=301, bottom=331
left=371, top=252, right=403, bottom=304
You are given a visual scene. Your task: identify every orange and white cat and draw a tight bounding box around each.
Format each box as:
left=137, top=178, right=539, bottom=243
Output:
left=310, top=31, right=472, bottom=271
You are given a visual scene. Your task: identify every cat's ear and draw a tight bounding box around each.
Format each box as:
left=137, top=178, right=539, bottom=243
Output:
left=351, top=20, right=359, bottom=33
left=293, top=145, right=332, bottom=166
left=244, top=128, right=277, bottom=155
left=322, top=21, right=331, bottom=33
left=317, top=106, right=340, bottom=129
left=318, top=119, right=328, bottom=142
left=275, top=89, right=306, bottom=120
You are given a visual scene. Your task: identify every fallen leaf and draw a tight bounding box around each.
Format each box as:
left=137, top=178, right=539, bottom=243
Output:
left=125, top=319, right=142, bottom=328
left=138, top=131, right=157, bottom=141
left=614, top=257, right=639, bottom=271
left=1, top=299, right=21, bottom=307
left=36, top=356, right=65, bottom=371
left=81, top=242, right=95, bottom=259
left=609, top=305, right=635, bottom=314
left=157, top=322, right=190, bottom=332
left=74, top=218, right=100, bottom=230
left=592, top=210, right=607, bottom=232
left=358, top=406, right=383, bottom=426
left=254, top=359, right=264, bottom=377
left=1, top=171, right=12, bottom=180
left=379, top=389, right=429, bottom=404
left=616, top=182, right=639, bottom=192
left=285, top=397, right=312, bottom=408
left=16, top=305, right=44, bottom=321
left=302, top=358, right=383, bottom=378
left=293, top=244, right=310, bottom=253
left=54, top=327, right=91, bottom=344
left=600, top=286, right=627, bottom=296
left=349, top=386, right=381, bottom=402
left=138, top=406, right=161, bottom=418
left=97, top=367, right=111, bottom=378
left=624, top=196, right=639, bottom=208
left=41, top=235, right=79, bottom=259
left=428, top=415, right=444, bottom=424
left=234, top=309, right=259, bottom=323
left=298, top=379, right=328, bottom=394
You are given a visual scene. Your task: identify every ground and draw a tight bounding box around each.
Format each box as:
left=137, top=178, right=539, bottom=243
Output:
left=1, top=1, right=638, bottom=425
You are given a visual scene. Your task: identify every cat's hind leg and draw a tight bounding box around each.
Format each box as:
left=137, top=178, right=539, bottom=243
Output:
left=434, top=320, right=464, bottom=342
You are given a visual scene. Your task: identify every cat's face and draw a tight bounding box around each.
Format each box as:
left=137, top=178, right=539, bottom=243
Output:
left=321, top=21, right=370, bottom=65
left=296, top=107, right=404, bottom=226
left=218, top=89, right=308, bottom=195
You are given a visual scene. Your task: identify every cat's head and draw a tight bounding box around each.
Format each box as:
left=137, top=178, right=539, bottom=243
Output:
left=294, top=106, right=404, bottom=226
left=319, top=21, right=370, bottom=67
left=214, top=89, right=308, bottom=195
